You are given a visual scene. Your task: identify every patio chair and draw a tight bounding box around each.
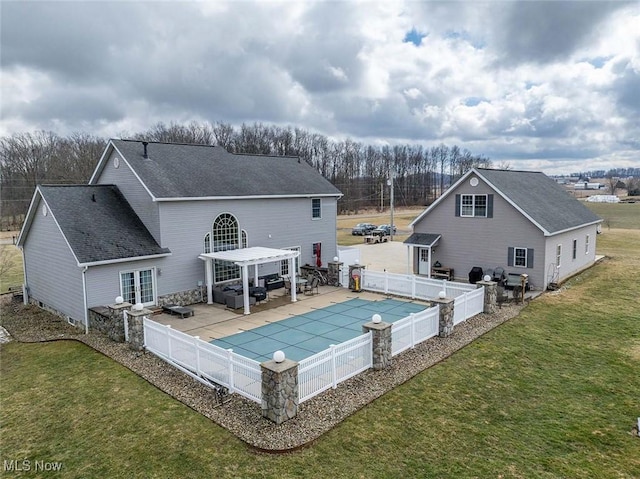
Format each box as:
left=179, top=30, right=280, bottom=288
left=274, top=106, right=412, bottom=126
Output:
left=304, top=277, right=320, bottom=295
left=283, top=278, right=292, bottom=295
left=496, top=285, right=509, bottom=308
left=492, top=267, right=506, bottom=284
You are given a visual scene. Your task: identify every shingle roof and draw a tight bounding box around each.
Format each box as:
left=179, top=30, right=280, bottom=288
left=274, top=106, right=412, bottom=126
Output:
left=475, top=168, right=601, bottom=234
left=39, top=185, right=170, bottom=264
left=404, top=233, right=441, bottom=247
left=109, top=140, right=342, bottom=199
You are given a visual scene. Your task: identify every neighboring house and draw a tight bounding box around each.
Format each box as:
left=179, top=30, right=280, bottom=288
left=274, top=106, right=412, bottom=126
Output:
left=405, top=168, right=602, bottom=290
left=17, top=140, right=342, bottom=327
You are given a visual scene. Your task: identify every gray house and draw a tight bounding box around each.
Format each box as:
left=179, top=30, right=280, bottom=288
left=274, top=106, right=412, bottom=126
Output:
left=405, top=168, right=602, bottom=290
left=17, top=139, right=342, bottom=327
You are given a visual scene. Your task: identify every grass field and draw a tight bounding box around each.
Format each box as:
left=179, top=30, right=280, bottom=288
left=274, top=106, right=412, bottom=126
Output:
left=1, top=221, right=639, bottom=476
left=584, top=201, right=640, bottom=230
left=0, top=245, right=22, bottom=293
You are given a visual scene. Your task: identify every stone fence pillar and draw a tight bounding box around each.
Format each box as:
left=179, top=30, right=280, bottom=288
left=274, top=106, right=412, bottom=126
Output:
left=106, top=302, right=132, bottom=342
left=126, top=308, right=150, bottom=351
left=261, top=357, right=299, bottom=424
left=431, top=297, right=455, bottom=337
left=476, top=280, right=497, bottom=314
left=327, top=260, right=343, bottom=286
left=362, top=317, right=392, bottom=370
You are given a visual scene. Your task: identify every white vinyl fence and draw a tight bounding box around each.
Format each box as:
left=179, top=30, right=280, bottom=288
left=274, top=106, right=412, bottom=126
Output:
left=143, top=318, right=262, bottom=403
left=298, top=332, right=372, bottom=403
left=143, top=271, right=487, bottom=408
left=391, top=305, right=440, bottom=356
left=453, top=287, right=485, bottom=325
left=361, top=270, right=476, bottom=300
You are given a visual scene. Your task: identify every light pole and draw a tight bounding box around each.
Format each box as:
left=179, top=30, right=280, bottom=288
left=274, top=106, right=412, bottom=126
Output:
left=388, top=170, right=395, bottom=241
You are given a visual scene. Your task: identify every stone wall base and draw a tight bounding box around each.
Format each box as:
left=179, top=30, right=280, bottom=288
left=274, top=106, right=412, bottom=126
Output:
left=158, top=287, right=205, bottom=307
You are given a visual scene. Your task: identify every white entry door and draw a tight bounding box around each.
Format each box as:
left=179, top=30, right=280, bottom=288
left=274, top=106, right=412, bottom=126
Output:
left=418, top=248, right=430, bottom=275
left=120, top=269, right=155, bottom=306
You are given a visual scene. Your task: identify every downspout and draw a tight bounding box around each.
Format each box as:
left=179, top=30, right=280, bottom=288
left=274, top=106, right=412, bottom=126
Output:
left=82, top=266, right=89, bottom=334
left=19, top=246, right=28, bottom=305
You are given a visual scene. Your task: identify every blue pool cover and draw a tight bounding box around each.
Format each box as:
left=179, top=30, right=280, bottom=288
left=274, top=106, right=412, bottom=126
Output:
left=209, top=298, right=426, bottom=362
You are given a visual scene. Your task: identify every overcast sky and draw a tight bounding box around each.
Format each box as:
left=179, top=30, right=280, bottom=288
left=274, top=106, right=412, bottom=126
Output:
left=1, top=1, right=639, bottom=175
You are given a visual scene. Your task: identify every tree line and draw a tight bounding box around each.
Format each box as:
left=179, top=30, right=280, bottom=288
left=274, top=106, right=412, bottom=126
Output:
left=1, top=121, right=491, bottom=228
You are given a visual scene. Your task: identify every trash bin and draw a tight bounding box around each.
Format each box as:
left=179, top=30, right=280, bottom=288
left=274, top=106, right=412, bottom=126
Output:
left=349, top=264, right=364, bottom=292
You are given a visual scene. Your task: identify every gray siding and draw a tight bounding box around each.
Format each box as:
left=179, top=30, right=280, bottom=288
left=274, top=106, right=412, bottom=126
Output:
left=23, top=196, right=85, bottom=323
left=157, top=197, right=339, bottom=292
left=95, top=150, right=161, bottom=243
left=85, top=258, right=166, bottom=307
left=413, top=177, right=547, bottom=289
left=544, top=225, right=598, bottom=286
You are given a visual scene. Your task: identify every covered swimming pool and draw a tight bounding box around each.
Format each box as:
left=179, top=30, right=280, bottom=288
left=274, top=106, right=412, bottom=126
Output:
left=210, top=297, right=427, bottom=362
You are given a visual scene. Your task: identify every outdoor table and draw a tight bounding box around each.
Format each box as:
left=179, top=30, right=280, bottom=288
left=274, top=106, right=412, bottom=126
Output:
left=295, top=278, right=308, bottom=293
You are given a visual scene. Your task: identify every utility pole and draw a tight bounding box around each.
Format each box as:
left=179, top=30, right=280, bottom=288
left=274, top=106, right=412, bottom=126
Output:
left=388, top=170, right=395, bottom=241
left=380, top=182, right=384, bottom=212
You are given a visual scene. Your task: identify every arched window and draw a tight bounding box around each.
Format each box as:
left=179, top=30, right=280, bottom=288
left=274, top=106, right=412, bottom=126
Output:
left=213, top=213, right=240, bottom=282
left=213, top=213, right=239, bottom=252
left=203, top=233, right=211, bottom=253
left=241, top=229, right=248, bottom=249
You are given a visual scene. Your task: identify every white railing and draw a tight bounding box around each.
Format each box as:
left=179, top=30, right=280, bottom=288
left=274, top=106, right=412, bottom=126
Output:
left=361, top=270, right=476, bottom=300
left=143, top=318, right=262, bottom=403
left=144, top=275, right=487, bottom=407
left=298, top=332, right=372, bottom=403
left=391, top=305, right=440, bottom=356
left=453, top=287, right=485, bottom=325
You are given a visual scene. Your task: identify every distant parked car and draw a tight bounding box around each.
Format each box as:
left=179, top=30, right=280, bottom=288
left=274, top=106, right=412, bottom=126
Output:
left=372, top=224, right=397, bottom=236
left=351, top=223, right=376, bottom=235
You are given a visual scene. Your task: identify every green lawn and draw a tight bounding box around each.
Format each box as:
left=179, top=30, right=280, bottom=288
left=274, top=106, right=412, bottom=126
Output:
left=0, top=244, right=22, bottom=293
left=585, top=201, right=640, bottom=230
left=2, top=228, right=639, bottom=478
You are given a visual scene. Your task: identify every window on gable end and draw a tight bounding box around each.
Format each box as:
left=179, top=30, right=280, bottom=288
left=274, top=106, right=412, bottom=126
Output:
left=460, top=194, right=488, bottom=217
left=312, top=198, right=321, bottom=219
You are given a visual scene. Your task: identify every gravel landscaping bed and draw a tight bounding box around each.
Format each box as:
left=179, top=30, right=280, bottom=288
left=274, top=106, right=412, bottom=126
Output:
left=1, top=298, right=526, bottom=451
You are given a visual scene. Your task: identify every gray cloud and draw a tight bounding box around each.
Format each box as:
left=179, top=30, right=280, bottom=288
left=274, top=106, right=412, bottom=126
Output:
left=0, top=1, right=638, bottom=174
left=492, top=1, right=630, bottom=65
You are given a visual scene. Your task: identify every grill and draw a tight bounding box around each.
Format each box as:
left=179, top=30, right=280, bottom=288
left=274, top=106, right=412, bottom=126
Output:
left=468, top=266, right=484, bottom=284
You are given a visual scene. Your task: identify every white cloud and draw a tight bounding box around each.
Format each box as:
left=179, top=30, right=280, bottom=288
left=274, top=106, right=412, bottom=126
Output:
left=0, top=0, right=638, bottom=174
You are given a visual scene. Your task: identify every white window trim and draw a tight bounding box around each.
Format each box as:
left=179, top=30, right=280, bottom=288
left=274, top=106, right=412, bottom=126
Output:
left=119, top=267, right=157, bottom=306
left=585, top=234, right=590, bottom=255
left=460, top=194, right=487, bottom=218
left=312, top=198, right=322, bottom=220
left=556, top=244, right=562, bottom=268
left=212, top=212, right=241, bottom=284
left=203, top=232, right=211, bottom=253
left=514, top=247, right=528, bottom=268
left=280, top=246, right=301, bottom=276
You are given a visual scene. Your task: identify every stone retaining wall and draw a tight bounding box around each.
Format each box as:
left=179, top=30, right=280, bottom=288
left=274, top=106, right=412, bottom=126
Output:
left=88, top=302, right=132, bottom=342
